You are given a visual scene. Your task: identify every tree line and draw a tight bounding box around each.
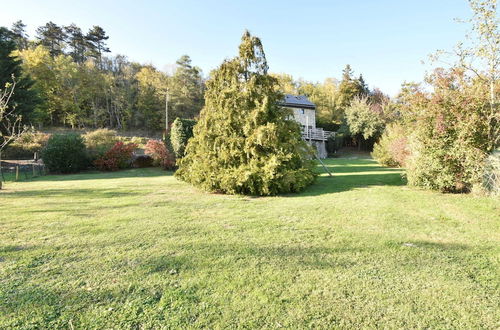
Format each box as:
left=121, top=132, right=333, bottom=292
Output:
left=2, top=20, right=389, bottom=137
left=1, top=21, right=205, bottom=132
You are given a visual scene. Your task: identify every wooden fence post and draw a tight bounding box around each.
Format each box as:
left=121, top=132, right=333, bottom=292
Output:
left=15, top=166, right=19, bottom=181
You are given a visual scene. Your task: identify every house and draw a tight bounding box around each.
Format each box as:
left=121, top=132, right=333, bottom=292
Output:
left=281, top=94, right=334, bottom=158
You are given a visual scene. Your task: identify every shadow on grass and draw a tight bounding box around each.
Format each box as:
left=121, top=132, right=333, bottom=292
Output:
left=149, top=240, right=478, bottom=274
left=287, top=158, right=405, bottom=196
left=4, top=239, right=496, bottom=328
left=396, top=240, right=469, bottom=251
left=1, top=188, right=144, bottom=199
left=7, top=167, right=173, bottom=183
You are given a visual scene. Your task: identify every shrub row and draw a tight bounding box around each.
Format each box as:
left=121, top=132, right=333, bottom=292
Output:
left=7, top=121, right=195, bottom=174
left=39, top=130, right=176, bottom=173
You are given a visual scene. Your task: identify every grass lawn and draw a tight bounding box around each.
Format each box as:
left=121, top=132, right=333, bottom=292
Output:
left=1, top=157, right=499, bottom=328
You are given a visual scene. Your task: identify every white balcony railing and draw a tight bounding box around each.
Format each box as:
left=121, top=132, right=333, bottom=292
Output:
left=301, top=127, right=335, bottom=141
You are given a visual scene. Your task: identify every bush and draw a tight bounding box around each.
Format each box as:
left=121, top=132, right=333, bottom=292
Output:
left=170, top=118, right=196, bottom=159
left=145, top=139, right=175, bottom=169
left=94, top=142, right=137, bottom=171
left=83, top=129, right=118, bottom=161
left=3, top=130, right=50, bottom=159
left=372, top=124, right=409, bottom=167
left=406, top=141, right=486, bottom=193
left=117, top=136, right=148, bottom=148
left=399, top=69, right=495, bottom=193
left=41, top=133, right=87, bottom=173
left=133, top=155, right=154, bottom=168
left=175, top=32, right=315, bottom=195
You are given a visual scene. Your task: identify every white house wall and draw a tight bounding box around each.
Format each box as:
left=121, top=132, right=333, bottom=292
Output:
left=289, top=108, right=316, bottom=128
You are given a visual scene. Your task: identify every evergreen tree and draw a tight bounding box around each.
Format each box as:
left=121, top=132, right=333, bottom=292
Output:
left=357, top=74, right=370, bottom=96
left=176, top=31, right=315, bottom=196
left=342, top=64, right=354, bottom=81
left=169, top=55, right=204, bottom=120
left=170, top=117, right=196, bottom=159
left=35, top=22, right=67, bottom=56
left=65, top=24, right=87, bottom=63
left=86, top=26, right=110, bottom=66
left=0, top=27, right=38, bottom=128
left=338, top=64, right=365, bottom=109
left=11, top=20, right=29, bottom=50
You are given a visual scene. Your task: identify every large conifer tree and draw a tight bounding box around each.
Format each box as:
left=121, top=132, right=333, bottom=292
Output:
left=0, top=27, right=38, bottom=129
left=176, top=31, right=315, bottom=196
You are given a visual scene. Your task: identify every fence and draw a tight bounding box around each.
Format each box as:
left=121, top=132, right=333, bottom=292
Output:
left=482, top=151, right=500, bottom=196
left=0, top=160, right=47, bottom=183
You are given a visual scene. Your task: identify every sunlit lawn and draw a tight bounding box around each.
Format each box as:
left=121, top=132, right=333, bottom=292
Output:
left=0, top=158, right=498, bottom=328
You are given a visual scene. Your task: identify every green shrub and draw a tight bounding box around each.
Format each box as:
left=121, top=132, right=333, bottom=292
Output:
left=3, top=130, right=50, bottom=159
left=83, top=129, right=118, bottom=161
left=406, top=141, right=486, bottom=192
left=41, top=133, right=87, bottom=173
left=400, top=69, right=494, bottom=193
left=170, top=118, right=196, bottom=159
left=176, top=32, right=315, bottom=195
left=372, top=124, right=409, bottom=167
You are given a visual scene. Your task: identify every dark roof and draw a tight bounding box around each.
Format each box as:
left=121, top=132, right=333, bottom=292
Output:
left=281, top=94, right=316, bottom=109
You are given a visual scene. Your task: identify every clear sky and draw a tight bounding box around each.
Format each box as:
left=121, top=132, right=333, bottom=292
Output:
left=1, top=0, right=473, bottom=96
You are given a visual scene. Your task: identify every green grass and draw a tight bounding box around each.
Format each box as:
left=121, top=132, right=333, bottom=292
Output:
left=1, top=158, right=499, bottom=328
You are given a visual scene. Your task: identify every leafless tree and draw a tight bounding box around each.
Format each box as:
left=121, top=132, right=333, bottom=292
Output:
left=0, top=78, right=25, bottom=188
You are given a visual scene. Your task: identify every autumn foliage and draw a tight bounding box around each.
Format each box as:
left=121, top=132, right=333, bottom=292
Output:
left=94, top=141, right=137, bottom=171
left=145, top=139, right=175, bottom=169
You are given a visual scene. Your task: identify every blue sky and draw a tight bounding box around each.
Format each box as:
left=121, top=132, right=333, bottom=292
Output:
left=1, top=0, right=472, bottom=95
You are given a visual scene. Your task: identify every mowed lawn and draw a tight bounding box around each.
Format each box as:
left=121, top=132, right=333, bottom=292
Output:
left=0, top=158, right=499, bottom=328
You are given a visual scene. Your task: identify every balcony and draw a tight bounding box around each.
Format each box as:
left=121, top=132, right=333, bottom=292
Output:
left=301, top=127, right=335, bottom=141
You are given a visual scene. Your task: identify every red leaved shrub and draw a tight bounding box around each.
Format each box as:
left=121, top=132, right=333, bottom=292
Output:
left=94, top=141, right=137, bottom=171
left=145, top=139, right=175, bottom=169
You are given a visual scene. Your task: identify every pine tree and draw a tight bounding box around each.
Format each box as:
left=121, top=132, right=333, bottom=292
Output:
left=65, top=24, right=87, bottom=63
left=35, top=22, right=67, bottom=56
left=11, top=20, right=29, bottom=50
left=0, top=27, right=38, bottom=128
left=169, top=55, right=204, bottom=119
left=176, top=31, right=315, bottom=196
left=86, top=26, right=111, bottom=66
left=338, top=64, right=366, bottom=109
left=342, top=64, right=354, bottom=81
left=357, top=74, right=369, bottom=96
